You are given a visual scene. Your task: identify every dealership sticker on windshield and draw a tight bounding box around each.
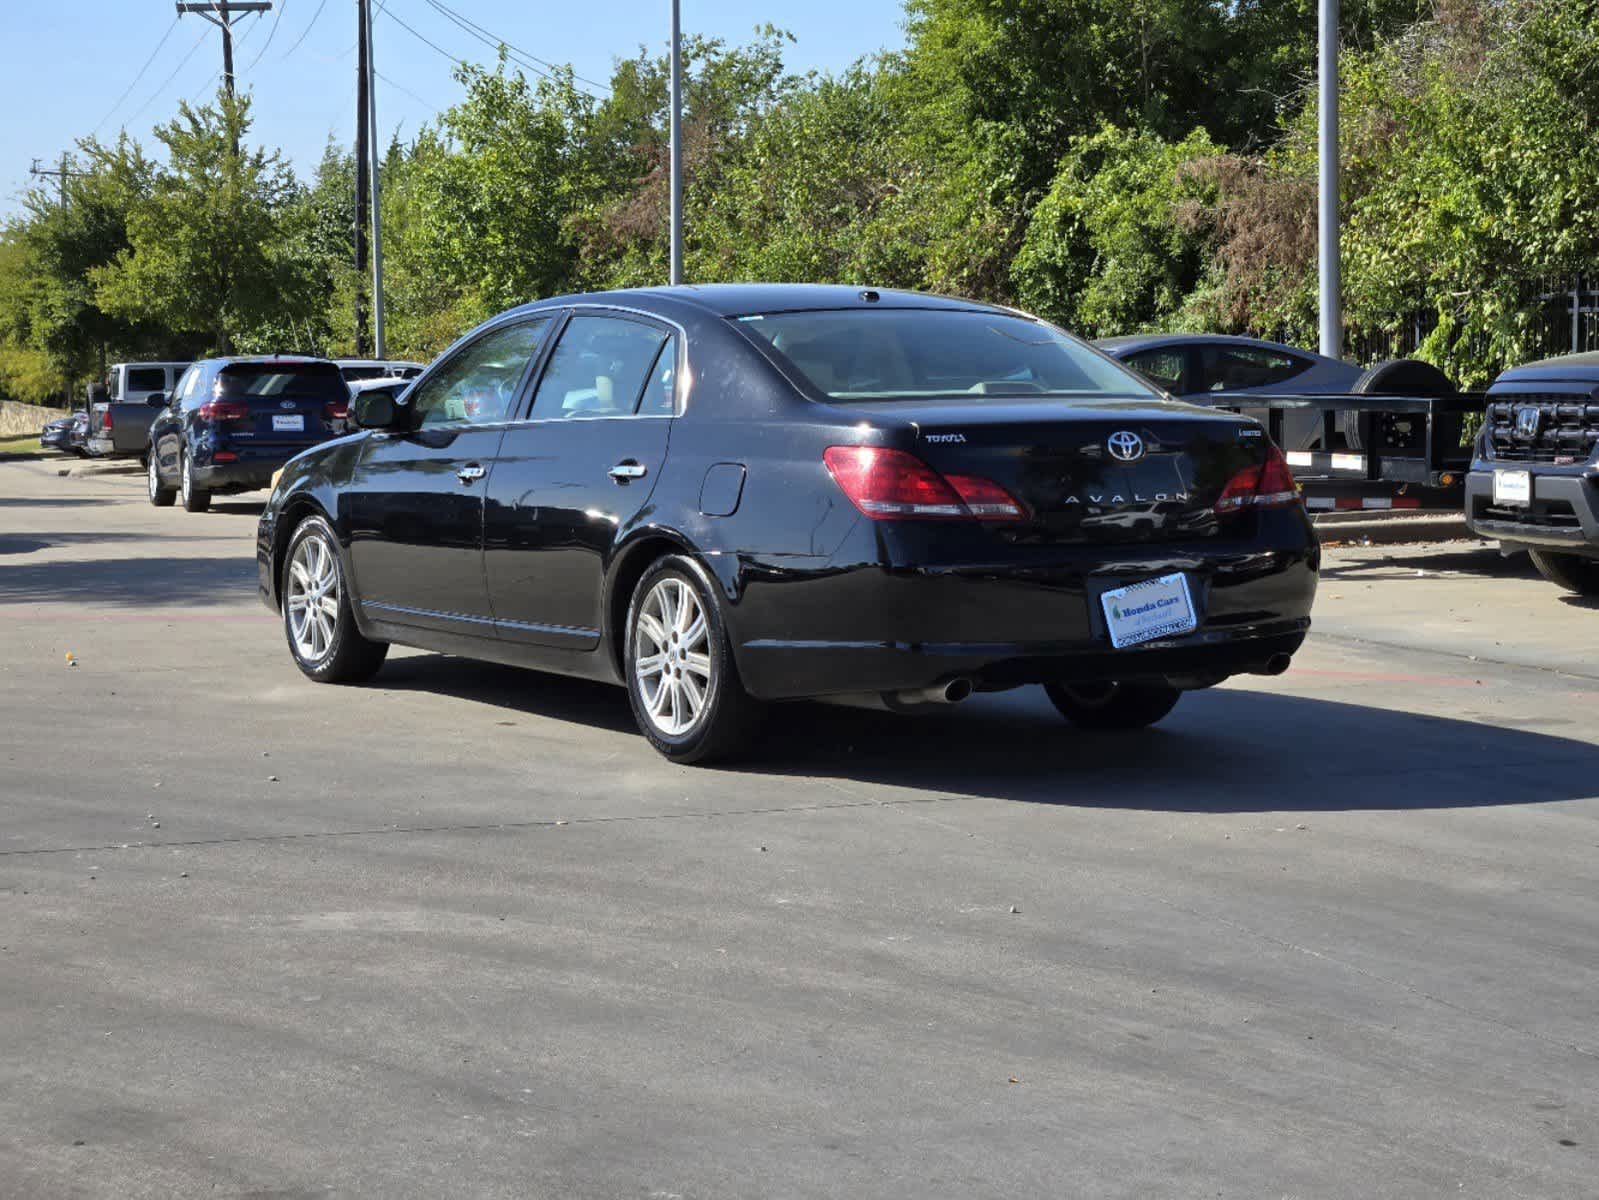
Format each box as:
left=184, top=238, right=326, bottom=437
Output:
left=1101, top=573, right=1198, bottom=649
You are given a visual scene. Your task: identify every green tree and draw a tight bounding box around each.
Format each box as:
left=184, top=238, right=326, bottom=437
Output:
left=93, top=93, right=319, bottom=354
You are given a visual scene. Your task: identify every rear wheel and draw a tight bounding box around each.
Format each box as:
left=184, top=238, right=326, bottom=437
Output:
left=147, top=452, right=175, bottom=507
left=283, top=515, right=388, bottom=683
left=1044, top=681, right=1182, bottom=730
left=1529, top=549, right=1599, bottom=597
left=624, top=556, right=764, bottom=764
left=179, top=448, right=210, bottom=513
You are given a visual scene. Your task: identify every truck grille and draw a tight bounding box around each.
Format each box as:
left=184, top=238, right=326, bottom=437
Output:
left=1487, top=390, right=1599, bottom=463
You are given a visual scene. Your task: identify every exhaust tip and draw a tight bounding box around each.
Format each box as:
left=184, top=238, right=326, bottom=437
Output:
left=943, top=677, right=975, bottom=703
left=1261, top=654, right=1293, bottom=677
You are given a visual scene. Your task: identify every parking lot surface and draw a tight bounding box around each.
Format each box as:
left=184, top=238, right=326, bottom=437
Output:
left=2, top=455, right=1597, bottom=1199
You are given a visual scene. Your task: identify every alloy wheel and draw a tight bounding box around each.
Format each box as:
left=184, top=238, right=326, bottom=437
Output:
left=632, top=576, right=712, bottom=736
left=286, top=533, right=341, bottom=663
left=181, top=454, right=192, bottom=503
left=148, top=454, right=159, bottom=499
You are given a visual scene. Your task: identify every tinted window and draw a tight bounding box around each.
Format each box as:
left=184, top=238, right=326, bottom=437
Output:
left=638, top=334, right=678, bottom=416
left=1199, top=345, right=1309, bottom=393
left=530, top=315, right=670, bottom=419
left=216, top=363, right=348, bottom=401
left=170, top=367, right=196, bottom=403
left=1124, top=347, right=1187, bottom=393
left=340, top=366, right=390, bottom=381
left=409, top=320, right=550, bottom=427
left=127, top=367, right=166, bottom=392
left=739, top=309, right=1155, bottom=401
left=168, top=364, right=192, bottom=386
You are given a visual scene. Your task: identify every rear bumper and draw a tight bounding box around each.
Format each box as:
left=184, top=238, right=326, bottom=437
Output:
left=728, top=528, right=1320, bottom=700
left=1464, top=466, right=1599, bottom=555
left=192, top=450, right=303, bottom=494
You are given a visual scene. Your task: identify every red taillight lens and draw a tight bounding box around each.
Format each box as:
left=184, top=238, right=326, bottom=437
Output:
left=944, top=473, right=1026, bottom=521
left=325, top=399, right=349, bottom=420
left=823, top=446, right=1024, bottom=522
left=1214, top=445, right=1301, bottom=512
left=198, top=399, right=251, bottom=421
left=101, top=409, right=113, bottom=429
left=213, top=450, right=239, bottom=462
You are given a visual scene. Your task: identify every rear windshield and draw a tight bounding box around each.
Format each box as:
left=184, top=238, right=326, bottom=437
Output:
left=217, top=363, right=348, bottom=401
left=737, top=308, right=1158, bottom=402
left=126, top=367, right=167, bottom=392
left=340, top=366, right=391, bottom=381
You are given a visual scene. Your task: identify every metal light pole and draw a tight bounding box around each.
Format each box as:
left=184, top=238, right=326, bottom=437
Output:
left=668, top=0, right=683, bottom=286
left=1318, top=0, right=1341, bottom=359
left=367, top=0, right=387, bottom=359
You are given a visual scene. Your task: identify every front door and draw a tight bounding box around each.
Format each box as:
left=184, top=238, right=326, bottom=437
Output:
left=483, top=313, right=678, bottom=649
left=344, top=318, right=553, bottom=637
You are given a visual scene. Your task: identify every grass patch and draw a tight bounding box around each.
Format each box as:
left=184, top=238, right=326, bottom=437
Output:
left=0, top=433, right=48, bottom=459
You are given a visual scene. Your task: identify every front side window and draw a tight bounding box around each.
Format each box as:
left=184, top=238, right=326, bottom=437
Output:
left=736, top=308, right=1158, bottom=402
left=127, top=367, right=167, bottom=393
left=530, top=315, right=671, bottom=419
left=409, top=320, right=551, bottom=427
left=1200, top=345, right=1309, bottom=393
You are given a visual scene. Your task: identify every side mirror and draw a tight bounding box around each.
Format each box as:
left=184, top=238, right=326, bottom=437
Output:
left=146, top=394, right=166, bottom=407
left=351, top=390, right=404, bottom=431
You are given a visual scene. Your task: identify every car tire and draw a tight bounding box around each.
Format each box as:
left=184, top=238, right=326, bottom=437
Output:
left=282, top=515, right=388, bottom=684
left=147, top=452, right=176, bottom=507
left=1043, top=681, right=1182, bottom=730
left=179, top=448, right=211, bottom=513
left=624, top=555, right=765, bottom=764
left=1528, top=549, right=1599, bottom=597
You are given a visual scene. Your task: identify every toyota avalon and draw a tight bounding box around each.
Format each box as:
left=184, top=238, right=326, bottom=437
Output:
left=257, top=285, right=1319, bottom=763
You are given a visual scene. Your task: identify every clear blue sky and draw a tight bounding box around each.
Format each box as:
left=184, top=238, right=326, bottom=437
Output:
left=4, top=1, right=909, bottom=216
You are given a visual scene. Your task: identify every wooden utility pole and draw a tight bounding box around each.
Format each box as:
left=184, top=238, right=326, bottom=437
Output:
left=175, top=1, right=271, bottom=99
left=354, top=0, right=371, bottom=356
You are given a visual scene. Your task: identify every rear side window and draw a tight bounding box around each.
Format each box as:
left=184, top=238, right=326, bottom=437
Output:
left=127, top=367, right=166, bottom=392
left=1124, top=347, right=1187, bottom=393
left=530, top=315, right=671, bottom=419
left=216, top=363, right=349, bottom=401
left=1199, top=345, right=1309, bottom=393
left=737, top=309, right=1155, bottom=401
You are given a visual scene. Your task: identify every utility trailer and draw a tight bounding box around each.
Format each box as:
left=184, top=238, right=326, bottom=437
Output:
left=1210, top=390, right=1487, bottom=512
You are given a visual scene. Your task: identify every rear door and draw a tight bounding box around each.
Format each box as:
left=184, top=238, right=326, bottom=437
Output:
left=484, top=312, right=677, bottom=649
left=211, top=361, right=345, bottom=452
left=344, top=318, right=554, bottom=637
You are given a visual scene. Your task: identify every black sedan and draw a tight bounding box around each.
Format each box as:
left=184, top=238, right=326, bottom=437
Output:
left=149, top=357, right=350, bottom=512
left=258, top=285, right=1318, bottom=763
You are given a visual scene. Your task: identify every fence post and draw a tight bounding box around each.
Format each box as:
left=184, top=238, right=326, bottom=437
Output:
left=1573, top=277, right=1582, bottom=355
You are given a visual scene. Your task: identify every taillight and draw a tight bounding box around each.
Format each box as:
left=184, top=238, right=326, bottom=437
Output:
left=198, top=399, right=251, bottom=421
left=101, top=409, right=113, bottom=429
left=213, top=450, right=239, bottom=462
left=1214, top=445, right=1301, bottom=512
left=823, top=446, right=1024, bottom=522
left=325, top=398, right=349, bottom=421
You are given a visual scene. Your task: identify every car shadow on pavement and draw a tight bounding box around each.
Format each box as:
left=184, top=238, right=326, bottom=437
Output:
left=0, top=496, right=114, bottom=507
left=374, top=656, right=1599, bottom=813
left=0, top=554, right=258, bottom=607
left=0, top=531, right=176, bottom=555
left=1320, top=547, right=1539, bottom=581
left=208, top=500, right=268, bottom=516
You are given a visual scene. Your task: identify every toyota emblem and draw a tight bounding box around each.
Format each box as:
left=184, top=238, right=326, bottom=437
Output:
left=1107, top=431, right=1145, bottom=462
left=1514, top=406, right=1542, bottom=439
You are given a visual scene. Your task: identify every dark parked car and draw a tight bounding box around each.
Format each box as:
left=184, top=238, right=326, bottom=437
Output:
left=40, top=412, right=87, bottom=454
left=149, top=357, right=349, bottom=513
left=1465, top=351, right=1599, bottom=595
left=258, top=285, right=1319, bottom=763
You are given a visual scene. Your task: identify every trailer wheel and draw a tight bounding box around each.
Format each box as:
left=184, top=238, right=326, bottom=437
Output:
left=1344, top=359, right=1454, bottom=450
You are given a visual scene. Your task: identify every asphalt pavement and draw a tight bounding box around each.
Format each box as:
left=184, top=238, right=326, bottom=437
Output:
left=2, top=454, right=1597, bottom=1199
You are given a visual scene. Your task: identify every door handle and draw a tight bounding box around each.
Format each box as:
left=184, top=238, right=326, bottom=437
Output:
left=609, top=461, right=648, bottom=483
left=457, top=463, right=486, bottom=483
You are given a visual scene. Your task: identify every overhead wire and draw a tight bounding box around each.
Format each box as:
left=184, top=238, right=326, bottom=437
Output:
left=377, top=0, right=606, bottom=100
left=244, top=0, right=288, bottom=71
left=122, top=23, right=213, bottom=127
left=280, top=0, right=331, bottom=61
left=92, top=16, right=182, bottom=136
left=421, top=0, right=610, bottom=95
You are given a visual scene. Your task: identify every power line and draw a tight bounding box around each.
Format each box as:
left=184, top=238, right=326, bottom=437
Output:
left=375, top=68, right=435, bottom=112
left=244, top=0, right=288, bottom=70
left=92, top=17, right=182, bottom=136
left=377, top=1, right=605, bottom=100
left=421, top=0, right=610, bottom=94
left=279, top=0, right=329, bottom=61
left=123, top=24, right=213, bottom=127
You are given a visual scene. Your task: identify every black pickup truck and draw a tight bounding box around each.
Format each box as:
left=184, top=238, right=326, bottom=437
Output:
left=1465, top=352, right=1599, bottom=595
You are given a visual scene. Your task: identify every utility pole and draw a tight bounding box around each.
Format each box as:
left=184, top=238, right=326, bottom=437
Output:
left=30, top=154, right=91, bottom=406
left=175, top=2, right=271, bottom=99
left=353, top=0, right=370, bottom=356
left=1318, top=0, right=1341, bottom=360
left=367, top=0, right=386, bottom=359
left=668, top=0, right=683, bottom=286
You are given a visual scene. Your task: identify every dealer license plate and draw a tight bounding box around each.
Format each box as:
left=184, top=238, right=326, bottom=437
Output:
left=1101, top=573, right=1198, bottom=649
left=1493, top=469, right=1530, bottom=506
left=271, top=414, right=304, bottom=432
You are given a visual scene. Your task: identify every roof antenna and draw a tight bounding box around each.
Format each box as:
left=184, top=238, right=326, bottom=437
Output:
left=859, top=289, right=881, bottom=303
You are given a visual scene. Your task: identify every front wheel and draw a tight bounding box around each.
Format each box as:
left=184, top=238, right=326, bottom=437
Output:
left=282, top=516, right=388, bottom=683
left=624, top=556, right=764, bottom=764
left=179, top=448, right=211, bottom=513
left=1529, top=549, right=1599, bottom=597
left=1044, top=681, right=1182, bottom=730
left=147, top=452, right=175, bottom=507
